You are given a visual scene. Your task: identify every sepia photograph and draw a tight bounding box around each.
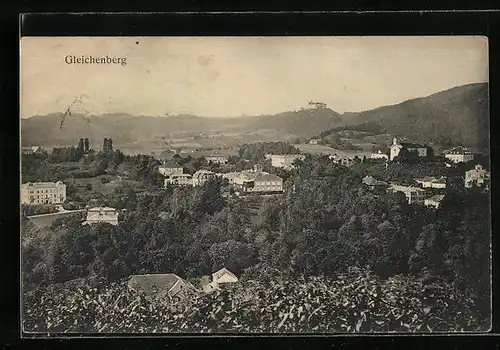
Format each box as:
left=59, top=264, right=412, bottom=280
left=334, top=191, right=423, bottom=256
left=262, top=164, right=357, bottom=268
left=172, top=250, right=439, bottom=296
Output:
left=20, top=36, right=491, bottom=334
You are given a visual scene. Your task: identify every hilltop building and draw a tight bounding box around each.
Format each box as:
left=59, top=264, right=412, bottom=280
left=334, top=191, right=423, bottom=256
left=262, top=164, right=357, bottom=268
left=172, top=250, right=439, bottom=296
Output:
left=444, top=146, right=475, bottom=164
left=465, top=164, right=490, bottom=189
left=164, top=174, right=193, bottom=187
left=306, top=101, right=327, bottom=109
left=158, top=160, right=184, bottom=177
left=210, top=268, right=238, bottom=290
left=20, top=181, right=67, bottom=205
left=390, top=138, right=429, bottom=161
left=309, top=139, right=321, bottom=145
left=82, top=207, right=119, bottom=226
left=128, top=274, right=197, bottom=298
left=205, top=155, right=228, bottom=165
left=424, top=195, right=445, bottom=209
left=414, top=176, right=447, bottom=189
left=388, top=184, right=426, bottom=205
left=192, top=170, right=216, bottom=187
left=265, top=154, right=305, bottom=170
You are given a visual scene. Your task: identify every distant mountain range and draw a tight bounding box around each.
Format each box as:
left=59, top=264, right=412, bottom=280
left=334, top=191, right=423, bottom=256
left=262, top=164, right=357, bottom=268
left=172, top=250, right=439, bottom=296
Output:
left=21, top=83, right=489, bottom=149
left=326, top=83, right=490, bottom=149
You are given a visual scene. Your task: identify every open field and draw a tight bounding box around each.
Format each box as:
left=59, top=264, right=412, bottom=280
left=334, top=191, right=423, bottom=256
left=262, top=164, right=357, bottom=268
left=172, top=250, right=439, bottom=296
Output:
left=67, top=175, right=145, bottom=198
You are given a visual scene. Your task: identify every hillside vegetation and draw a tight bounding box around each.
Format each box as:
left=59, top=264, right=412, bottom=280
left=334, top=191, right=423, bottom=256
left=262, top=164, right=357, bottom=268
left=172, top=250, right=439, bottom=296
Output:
left=326, top=83, right=489, bottom=148
left=23, top=268, right=483, bottom=333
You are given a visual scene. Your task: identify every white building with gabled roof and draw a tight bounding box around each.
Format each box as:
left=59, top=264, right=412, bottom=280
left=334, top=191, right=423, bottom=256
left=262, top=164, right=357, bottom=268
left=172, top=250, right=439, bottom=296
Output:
left=82, top=207, right=119, bottom=226
left=210, top=268, right=238, bottom=291
left=444, top=146, right=474, bottom=164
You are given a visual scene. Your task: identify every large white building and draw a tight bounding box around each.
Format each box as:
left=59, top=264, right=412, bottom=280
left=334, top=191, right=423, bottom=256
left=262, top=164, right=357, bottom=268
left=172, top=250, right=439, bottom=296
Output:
left=192, top=170, right=216, bottom=187
left=388, top=184, right=426, bottom=205
left=222, top=165, right=284, bottom=193
left=444, top=146, right=475, bottom=164
left=265, top=154, right=305, bottom=170
left=390, top=138, right=428, bottom=161
left=82, top=207, right=119, bottom=226
left=465, top=164, right=490, bottom=188
left=20, top=181, right=67, bottom=205
left=158, top=160, right=184, bottom=177
left=165, top=174, right=193, bottom=187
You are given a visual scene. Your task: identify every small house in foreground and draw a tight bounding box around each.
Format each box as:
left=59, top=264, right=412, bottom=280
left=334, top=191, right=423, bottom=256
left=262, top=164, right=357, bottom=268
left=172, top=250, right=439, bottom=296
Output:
left=201, top=268, right=239, bottom=293
left=212, top=268, right=239, bottom=290
left=128, top=273, right=197, bottom=297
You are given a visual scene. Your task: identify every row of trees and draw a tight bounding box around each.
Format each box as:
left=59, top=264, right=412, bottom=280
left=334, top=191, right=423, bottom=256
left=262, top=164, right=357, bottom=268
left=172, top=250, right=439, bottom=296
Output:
left=238, top=142, right=301, bottom=161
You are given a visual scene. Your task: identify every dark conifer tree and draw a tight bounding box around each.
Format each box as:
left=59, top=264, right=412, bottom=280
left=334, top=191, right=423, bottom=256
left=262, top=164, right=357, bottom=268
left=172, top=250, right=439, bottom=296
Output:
left=84, top=138, right=90, bottom=152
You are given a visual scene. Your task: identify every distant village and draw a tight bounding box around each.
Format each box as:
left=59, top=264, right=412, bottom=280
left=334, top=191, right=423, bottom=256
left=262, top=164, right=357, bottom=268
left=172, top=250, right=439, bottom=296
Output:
left=21, top=135, right=490, bottom=219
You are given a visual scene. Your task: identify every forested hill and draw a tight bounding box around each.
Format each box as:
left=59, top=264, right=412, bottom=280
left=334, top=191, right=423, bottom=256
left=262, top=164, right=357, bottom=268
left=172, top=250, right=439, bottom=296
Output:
left=330, top=83, right=490, bottom=148
left=21, top=83, right=489, bottom=148
left=246, top=108, right=343, bottom=138
left=20, top=108, right=343, bottom=147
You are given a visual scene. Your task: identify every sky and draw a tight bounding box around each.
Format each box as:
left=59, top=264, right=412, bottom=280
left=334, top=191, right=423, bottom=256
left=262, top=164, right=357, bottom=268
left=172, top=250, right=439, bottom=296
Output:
left=20, top=36, right=489, bottom=118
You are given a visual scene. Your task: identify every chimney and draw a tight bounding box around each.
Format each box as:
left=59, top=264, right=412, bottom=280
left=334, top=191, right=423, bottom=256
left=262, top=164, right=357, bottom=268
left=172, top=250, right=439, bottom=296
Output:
left=393, top=137, right=398, bottom=145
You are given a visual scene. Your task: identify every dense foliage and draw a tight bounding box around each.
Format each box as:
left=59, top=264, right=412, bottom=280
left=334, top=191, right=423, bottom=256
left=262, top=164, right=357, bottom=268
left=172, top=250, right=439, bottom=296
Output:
left=21, top=141, right=491, bottom=332
left=21, top=204, right=59, bottom=217
left=22, top=268, right=485, bottom=333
